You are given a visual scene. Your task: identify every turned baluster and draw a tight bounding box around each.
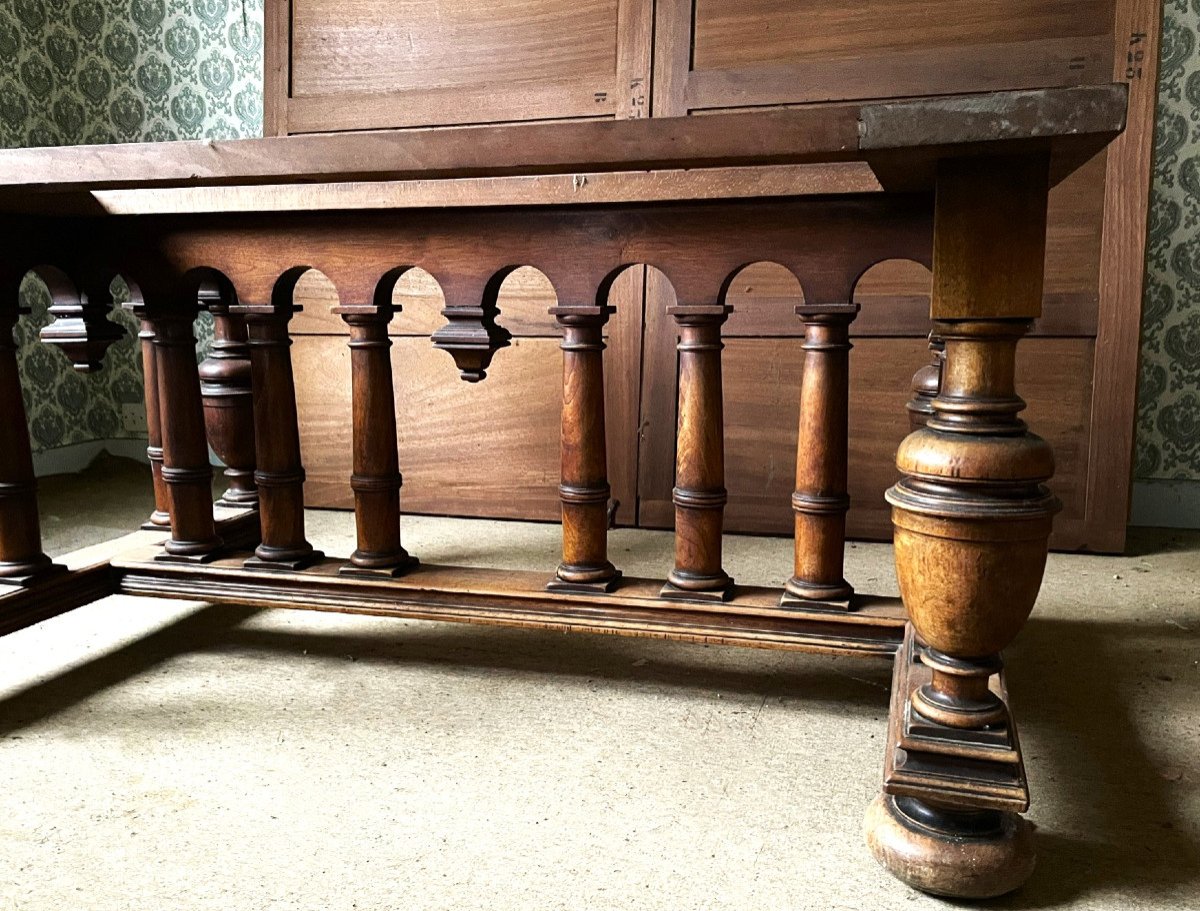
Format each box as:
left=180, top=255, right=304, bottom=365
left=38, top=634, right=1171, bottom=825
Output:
left=234, top=298, right=322, bottom=570
left=782, top=303, right=858, bottom=609
left=123, top=300, right=171, bottom=529
left=198, top=284, right=258, bottom=508
left=661, top=304, right=732, bottom=602
left=547, top=305, right=620, bottom=593
left=0, top=301, right=65, bottom=585
left=906, top=332, right=945, bottom=431
left=334, top=300, right=416, bottom=577
left=147, top=301, right=223, bottom=562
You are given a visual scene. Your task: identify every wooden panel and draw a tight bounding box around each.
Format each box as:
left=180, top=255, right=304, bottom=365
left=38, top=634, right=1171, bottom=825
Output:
left=296, top=337, right=564, bottom=520
left=283, top=0, right=652, bottom=133
left=1085, top=0, right=1163, bottom=552
left=692, top=0, right=1112, bottom=69
left=292, top=0, right=618, bottom=96
left=680, top=0, right=1115, bottom=111
left=293, top=268, right=645, bottom=524
left=289, top=266, right=561, bottom=337
left=638, top=337, right=1095, bottom=551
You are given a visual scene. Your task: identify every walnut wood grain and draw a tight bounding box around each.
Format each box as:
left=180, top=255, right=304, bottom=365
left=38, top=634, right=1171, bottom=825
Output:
left=234, top=298, right=322, bottom=571
left=147, top=301, right=222, bottom=563
left=0, top=302, right=64, bottom=585
left=0, top=87, right=1125, bottom=197
left=549, top=305, right=620, bottom=592
left=335, top=300, right=417, bottom=577
left=783, top=303, right=858, bottom=608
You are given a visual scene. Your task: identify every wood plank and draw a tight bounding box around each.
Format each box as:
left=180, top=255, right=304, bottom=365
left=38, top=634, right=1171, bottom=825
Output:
left=287, top=79, right=617, bottom=133
left=112, top=548, right=907, bottom=658
left=690, top=0, right=1112, bottom=70
left=262, top=0, right=290, bottom=137
left=1085, top=0, right=1162, bottom=553
left=685, top=36, right=1113, bottom=110
left=80, top=164, right=883, bottom=217
left=291, top=0, right=621, bottom=97
left=0, top=88, right=1124, bottom=195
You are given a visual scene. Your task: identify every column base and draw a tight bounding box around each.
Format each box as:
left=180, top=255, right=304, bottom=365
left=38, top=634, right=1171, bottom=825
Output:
left=140, top=510, right=172, bottom=531
left=340, top=553, right=419, bottom=579
left=865, top=795, right=1034, bottom=899
left=0, top=559, right=69, bottom=588
left=547, top=569, right=622, bottom=594
left=660, top=571, right=734, bottom=603
left=780, top=576, right=854, bottom=611
left=245, top=547, right=325, bottom=572
left=155, top=538, right=224, bottom=564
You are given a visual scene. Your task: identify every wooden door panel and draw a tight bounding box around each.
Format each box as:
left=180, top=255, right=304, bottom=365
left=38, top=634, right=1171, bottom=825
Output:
left=659, top=0, right=1115, bottom=114
left=691, top=0, right=1112, bottom=69
left=278, top=0, right=653, bottom=133
left=293, top=0, right=621, bottom=97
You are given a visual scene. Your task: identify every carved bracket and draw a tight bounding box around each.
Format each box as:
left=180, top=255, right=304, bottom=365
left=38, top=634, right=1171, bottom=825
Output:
left=38, top=280, right=125, bottom=373
left=430, top=303, right=511, bottom=383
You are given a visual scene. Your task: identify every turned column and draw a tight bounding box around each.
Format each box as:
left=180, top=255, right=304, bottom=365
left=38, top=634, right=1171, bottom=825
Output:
left=782, top=303, right=858, bottom=609
left=661, top=304, right=732, bottom=602
left=123, top=300, right=170, bottom=529
left=148, top=301, right=223, bottom=562
left=867, top=155, right=1059, bottom=899
left=334, top=301, right=416, bottom=577
left=234, top=298, right=322, bottom=570
left=547, top=305, right=620, bottom=593
left=0, top=302, right=65, bottom=585
left=198, top=284, right=258, bottom=508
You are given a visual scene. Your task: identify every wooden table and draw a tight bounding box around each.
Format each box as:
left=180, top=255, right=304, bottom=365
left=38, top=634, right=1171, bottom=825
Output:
left=0, top=84, right=1127, bottom=899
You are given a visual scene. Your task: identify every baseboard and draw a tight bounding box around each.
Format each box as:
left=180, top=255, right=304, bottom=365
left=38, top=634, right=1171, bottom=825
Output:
left=32, top=440, right=150, bottom=478
left=1129, top=479, right=1200, bottom=530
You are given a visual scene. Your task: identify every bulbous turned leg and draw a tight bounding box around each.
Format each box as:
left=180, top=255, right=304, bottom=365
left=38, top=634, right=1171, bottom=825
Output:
left=868, top=319, right=1059, bottom=899
left=868, top=154, right=1059, bottom=900
left=199, top=284, right=258, bottom=509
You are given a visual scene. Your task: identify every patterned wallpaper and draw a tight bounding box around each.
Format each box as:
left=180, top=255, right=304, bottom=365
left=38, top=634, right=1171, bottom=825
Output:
left=0, top=1, right=1198, bottom=482
left=1, top=0, right=263, bottom=454
left=1138, top=0, right=1200, bottom=481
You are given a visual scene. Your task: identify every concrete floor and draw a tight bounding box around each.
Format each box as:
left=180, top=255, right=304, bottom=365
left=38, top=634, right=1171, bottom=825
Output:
left=1, top=455, right=1197, bottom=910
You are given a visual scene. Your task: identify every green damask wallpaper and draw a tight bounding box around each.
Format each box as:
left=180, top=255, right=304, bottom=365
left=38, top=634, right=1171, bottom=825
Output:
left=1139, top=0, right=1200, bottom=481
left=1, top=0, right=263, bottom=455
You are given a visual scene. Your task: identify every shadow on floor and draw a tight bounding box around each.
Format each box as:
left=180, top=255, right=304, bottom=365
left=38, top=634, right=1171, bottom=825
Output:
left=994, top=614, right=1200, bottom=909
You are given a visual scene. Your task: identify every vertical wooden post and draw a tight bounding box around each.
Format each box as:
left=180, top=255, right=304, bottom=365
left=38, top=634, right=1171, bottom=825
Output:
left=661, top=304, right=732, bottom=602
left=547, top=305, right=620, bottom=593
left=235, top=298, right=322, bottom=570
left=123, top=300, right=171, bottom=529
left=782, top=303, right=858, bottom=609
left=867, top=156, right=1058, bottom=899
left=148, top=301, right=223, bottom=562
left=198, top=284, right=258, bottom=508
left=0, top=300, right=64, bottom=585
left=334, top=301, right=416, bottom=577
